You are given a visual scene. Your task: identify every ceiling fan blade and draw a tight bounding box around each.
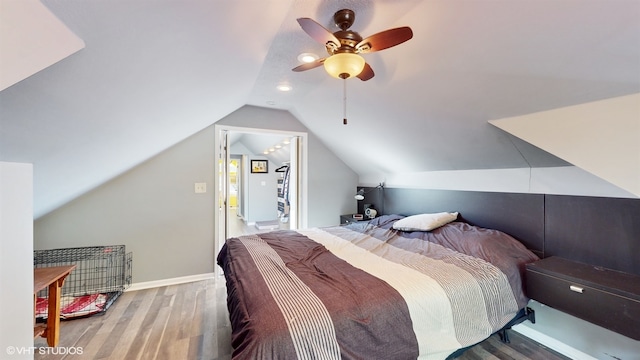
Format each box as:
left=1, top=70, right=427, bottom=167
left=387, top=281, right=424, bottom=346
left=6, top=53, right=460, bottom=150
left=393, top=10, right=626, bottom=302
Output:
left=297, top=18, right=340, bottom=48
left=356, top=27, right=413, bottom=54
left=357, top=63, right=374, bottom=81
left=292, top=58, right=326, bottom=72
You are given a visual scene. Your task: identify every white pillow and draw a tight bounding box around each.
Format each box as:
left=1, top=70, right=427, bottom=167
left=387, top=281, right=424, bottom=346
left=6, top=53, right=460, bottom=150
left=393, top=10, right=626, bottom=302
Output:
left=392, top=212, right=459, bottom=232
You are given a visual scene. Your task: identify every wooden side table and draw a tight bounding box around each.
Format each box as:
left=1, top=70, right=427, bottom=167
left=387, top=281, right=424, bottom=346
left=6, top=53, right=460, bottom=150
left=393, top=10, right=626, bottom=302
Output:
left=34, top=265, right=76, bottom=347
left=526, top=257, right=640, bottom=340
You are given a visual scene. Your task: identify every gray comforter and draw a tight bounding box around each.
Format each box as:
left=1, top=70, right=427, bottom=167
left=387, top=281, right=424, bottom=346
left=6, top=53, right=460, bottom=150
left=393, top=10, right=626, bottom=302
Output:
left=217, top=215, right=538, bottom=359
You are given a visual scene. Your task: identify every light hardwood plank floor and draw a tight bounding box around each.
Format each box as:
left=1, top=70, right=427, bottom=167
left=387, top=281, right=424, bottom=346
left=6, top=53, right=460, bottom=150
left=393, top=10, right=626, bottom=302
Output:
left=34, top=277, right=568, bottom=360
left=227, top=207, right=288, bottom=239
left=34, top=279, right=231, bottom=360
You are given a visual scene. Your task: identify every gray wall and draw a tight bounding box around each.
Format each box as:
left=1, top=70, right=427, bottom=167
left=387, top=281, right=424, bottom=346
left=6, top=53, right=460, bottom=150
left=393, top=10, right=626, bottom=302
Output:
left=245, top=157, right=279, bottom=223
left=306, top=130, right=360, bottom=227
left=34, top=127, right=216, bottom=283
left=34, top=106, right=358, bottom=284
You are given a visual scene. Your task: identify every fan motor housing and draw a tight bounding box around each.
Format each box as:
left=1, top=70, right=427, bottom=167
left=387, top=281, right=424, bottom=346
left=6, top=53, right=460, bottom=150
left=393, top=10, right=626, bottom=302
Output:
left=334, top=9, right=356, bottom=30
left=330, top=9, right=362, bottom=53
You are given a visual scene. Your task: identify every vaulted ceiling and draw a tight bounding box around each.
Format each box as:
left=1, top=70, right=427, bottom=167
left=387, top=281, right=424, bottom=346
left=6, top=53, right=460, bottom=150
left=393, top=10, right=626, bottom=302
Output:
left=1, top=0, right=639, bottom=218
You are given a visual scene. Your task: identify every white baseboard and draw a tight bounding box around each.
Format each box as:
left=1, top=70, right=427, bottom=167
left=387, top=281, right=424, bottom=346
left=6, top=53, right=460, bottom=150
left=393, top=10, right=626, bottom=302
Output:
left=512, top=324, right=598, bottom=360
left=126, top=272, right=215, bottom=292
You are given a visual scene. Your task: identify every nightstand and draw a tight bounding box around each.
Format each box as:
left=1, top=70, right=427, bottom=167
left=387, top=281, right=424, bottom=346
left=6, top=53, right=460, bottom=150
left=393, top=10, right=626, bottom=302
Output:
left=340, top=214, right=370, bottom=225
left=526, top=256, right=640, bottom=340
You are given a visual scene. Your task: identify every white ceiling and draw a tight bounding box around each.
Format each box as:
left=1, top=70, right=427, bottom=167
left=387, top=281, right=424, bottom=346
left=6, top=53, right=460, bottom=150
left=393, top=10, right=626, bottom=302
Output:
left=1, top=0, right=639, bottom=217
left=0, top=0, right=84, bottom=91
left=230, top=132, right=293, bottom=167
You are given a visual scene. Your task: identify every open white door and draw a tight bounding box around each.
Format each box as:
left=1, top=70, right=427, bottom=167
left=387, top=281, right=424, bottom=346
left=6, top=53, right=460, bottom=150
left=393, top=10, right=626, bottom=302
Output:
left=288, top=136, right=299, bottom=229
left=214, top=127, right=230, bottom=269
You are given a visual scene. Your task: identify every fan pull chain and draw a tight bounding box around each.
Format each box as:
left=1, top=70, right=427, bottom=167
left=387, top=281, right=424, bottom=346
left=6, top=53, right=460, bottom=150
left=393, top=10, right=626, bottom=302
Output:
left=343, top=78, right=347, bottom=125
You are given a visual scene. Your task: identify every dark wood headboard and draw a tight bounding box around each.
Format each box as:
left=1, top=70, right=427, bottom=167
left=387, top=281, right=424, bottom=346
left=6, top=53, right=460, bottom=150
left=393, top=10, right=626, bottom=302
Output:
left=544, top=195, right=640, bottom=276
left=358, top=187, right=639, bottom=275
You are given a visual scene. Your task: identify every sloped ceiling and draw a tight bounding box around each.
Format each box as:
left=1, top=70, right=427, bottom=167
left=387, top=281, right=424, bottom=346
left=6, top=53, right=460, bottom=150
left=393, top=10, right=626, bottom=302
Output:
left=0, top=0, right=638, bottom=218
left=491, top=94, right=640, bottom=196
left=0, top=0, right=84, bottom=91
left=230, top=132, right=292, bottom=167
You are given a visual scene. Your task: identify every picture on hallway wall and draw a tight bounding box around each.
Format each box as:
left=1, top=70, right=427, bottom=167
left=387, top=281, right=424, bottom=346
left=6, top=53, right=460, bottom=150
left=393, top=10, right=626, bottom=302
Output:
left=251, top=160, right=268, bottom=173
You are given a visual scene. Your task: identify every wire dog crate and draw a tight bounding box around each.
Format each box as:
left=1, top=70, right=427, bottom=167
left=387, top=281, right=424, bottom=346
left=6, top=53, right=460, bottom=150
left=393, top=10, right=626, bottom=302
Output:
left=34, top=245, right=132, bottom=320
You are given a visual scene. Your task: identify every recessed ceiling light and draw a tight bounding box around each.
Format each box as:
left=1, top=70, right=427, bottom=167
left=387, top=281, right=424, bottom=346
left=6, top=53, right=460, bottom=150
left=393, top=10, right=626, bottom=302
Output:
left=277, top=84, right=292, bottom=92
left=297, top=52, right=319, bottom=63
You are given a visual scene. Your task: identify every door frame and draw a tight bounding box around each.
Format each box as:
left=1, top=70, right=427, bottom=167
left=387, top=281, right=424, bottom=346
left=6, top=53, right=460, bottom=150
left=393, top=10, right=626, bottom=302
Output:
left=214, top=125, right=308, bottom=269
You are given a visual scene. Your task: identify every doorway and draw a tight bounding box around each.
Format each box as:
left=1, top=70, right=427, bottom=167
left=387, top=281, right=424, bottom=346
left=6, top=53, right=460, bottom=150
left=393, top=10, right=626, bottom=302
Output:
left=228, top=155, right=242, bottom=216
left=214, top=125, right=308, bottom=263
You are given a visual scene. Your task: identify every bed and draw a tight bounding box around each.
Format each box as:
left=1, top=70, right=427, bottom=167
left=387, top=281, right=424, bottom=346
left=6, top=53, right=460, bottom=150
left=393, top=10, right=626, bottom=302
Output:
left=217, top=213, right=539, bottom=360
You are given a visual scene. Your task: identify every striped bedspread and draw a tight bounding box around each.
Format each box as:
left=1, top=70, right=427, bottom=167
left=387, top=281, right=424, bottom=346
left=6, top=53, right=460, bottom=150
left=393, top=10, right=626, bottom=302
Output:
left=217, top=218, right=538, bottom=360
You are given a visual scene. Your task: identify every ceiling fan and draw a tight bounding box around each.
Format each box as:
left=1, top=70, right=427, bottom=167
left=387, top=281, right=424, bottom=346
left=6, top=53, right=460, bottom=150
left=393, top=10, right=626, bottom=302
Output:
left=292, top=9, right=413, bottom=81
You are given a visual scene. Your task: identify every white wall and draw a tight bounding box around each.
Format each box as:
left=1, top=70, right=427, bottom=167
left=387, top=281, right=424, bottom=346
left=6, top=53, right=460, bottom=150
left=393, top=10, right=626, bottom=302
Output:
left=362, top=92, right=640, bottom=198
left=362, top=165, right=637, bottom=198
left=361, top=93, right=640, bottom=199
left=0, top=162, right=33, bottom=360
left=514, top=301, right=640, bottom=360
left=490, top=93, right=640, bottom=197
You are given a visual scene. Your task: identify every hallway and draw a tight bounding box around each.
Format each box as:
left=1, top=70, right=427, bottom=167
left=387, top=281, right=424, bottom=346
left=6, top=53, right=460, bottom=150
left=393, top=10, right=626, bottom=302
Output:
left=226, top=207, right=287, bottom=239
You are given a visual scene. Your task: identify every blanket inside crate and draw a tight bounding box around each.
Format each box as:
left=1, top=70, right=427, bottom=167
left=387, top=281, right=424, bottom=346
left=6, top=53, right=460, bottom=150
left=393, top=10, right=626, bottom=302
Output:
left=35, top=293, right=108, bottom=319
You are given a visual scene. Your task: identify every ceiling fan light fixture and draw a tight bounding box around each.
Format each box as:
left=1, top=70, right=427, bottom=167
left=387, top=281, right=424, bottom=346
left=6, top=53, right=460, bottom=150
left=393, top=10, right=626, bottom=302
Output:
left=323, top=53, right=365, bottom=79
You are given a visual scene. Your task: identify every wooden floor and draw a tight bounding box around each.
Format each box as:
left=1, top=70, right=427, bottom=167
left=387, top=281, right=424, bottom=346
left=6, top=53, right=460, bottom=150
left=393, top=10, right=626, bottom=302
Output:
left=34, top=277, right=569, bottom=360
left=34, top=279, right=231, bottom=360
left=227, top=206, right=288, bottom=239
